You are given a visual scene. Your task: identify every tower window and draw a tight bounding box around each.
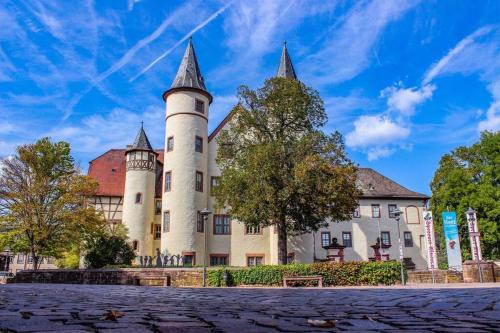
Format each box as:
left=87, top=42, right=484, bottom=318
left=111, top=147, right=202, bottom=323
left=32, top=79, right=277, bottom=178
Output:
left=167, top=137, right=174, bottom=152
left=132, top=240, right=139, bottom=251
left=195, top=136, right=203, bottom=153
left=195, top=171, right=203, bottom=192
left=163, top=211, right=170, bottom=232
left=155, top=200, right=162, bottom=215
left=135, top=193, right=142, bottom=204
left=154, top=224, right=161, bottom=239
left=197, top=211, right=204, bottom=232
left=164, top=171, right=172, bottom=192
left=195, top=99, right=204, bottom=113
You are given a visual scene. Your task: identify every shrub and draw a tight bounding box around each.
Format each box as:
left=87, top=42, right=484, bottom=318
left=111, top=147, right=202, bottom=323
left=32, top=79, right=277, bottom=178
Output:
left=207, top=261, right=405, bottom=287
left=84, top=235, right=135, bottom=269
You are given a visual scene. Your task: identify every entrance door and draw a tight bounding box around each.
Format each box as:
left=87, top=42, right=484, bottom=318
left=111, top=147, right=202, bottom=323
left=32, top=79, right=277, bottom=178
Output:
left=0, top=256, right=7, bottom=271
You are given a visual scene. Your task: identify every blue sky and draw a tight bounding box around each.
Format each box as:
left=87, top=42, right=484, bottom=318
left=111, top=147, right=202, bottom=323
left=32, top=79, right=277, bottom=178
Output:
left=0, top=0, right=499, bottom=195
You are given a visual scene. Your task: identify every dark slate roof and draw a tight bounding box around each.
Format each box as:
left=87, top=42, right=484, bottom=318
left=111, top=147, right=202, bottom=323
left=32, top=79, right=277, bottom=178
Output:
left=128, top=125, right=154, bottom=152
left=277, top=42, right=297, bottom=79
left=357, top=168, right=429, bottom=199
left=171, top=38, right=207, bottom=91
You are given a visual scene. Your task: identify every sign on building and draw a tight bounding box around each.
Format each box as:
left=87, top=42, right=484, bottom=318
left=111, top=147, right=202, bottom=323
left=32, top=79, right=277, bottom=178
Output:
left=422, top=211, right=438, bottom=270
left=441, top=212, right=463, bottom=271
left=466, top=210, right=482, bottom=261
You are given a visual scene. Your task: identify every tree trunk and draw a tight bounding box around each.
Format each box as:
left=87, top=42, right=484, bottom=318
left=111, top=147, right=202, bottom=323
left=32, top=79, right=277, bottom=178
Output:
left=277, top=220, right=288, bottom=265
left=31, top=248, right=38, bottom=270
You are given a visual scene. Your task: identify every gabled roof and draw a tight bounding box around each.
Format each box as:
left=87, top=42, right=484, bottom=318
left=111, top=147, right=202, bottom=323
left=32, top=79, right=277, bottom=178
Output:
left=88, top=149, right=164, bottom=197
left=277, top=42, right=297, bottom=79
left=128, top=125, right=154, bottom=152
left=357, top=168, right=429, bottom=199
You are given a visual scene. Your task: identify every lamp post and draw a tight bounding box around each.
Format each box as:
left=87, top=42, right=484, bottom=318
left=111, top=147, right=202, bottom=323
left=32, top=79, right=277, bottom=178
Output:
left=393, top=208, right=405, bottom=285
left=200, top=208, right=212, bottom=287
left=466, top=207, right=483, bottom=283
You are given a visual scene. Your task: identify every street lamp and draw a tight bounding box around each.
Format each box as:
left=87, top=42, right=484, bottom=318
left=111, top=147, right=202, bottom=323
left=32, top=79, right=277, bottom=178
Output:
left=392, top=208, right=405, bottom=285
left=200, top=208, right=212, bottom=287
left=466, top=207, right=483, bottom=283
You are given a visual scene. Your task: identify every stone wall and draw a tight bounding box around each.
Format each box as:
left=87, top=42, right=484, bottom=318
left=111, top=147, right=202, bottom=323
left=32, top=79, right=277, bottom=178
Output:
left=462, top=261, right=497, bottom=283
left=407, top=270, right=463, bottom=284
left=12, top=268, right=203, bottom=287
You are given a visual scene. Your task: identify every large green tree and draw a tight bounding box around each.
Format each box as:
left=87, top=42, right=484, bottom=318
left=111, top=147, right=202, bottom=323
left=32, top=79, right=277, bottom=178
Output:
left=430, top=131, right=499, bottom=260
left=214, top=77, right=360, bottom=264
left=0, top=138, right=106, bottom=269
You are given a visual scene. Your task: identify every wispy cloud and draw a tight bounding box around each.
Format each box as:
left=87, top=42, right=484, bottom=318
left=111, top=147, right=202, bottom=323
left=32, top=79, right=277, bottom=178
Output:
left=303, top=0, right=419, bottom=86
left=381, top=83, right=436, bottom=116
left=130, top=1, right=233, bottom=82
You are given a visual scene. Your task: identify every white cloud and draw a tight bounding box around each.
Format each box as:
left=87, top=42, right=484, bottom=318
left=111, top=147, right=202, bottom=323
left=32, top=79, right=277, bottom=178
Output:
left=346, top=115, right=410, bottom=148
left=367, top=147, right=395, bottom=161
left=478, top=80, right=500, bottom=132
left=381, top=83, right=436, bottom=116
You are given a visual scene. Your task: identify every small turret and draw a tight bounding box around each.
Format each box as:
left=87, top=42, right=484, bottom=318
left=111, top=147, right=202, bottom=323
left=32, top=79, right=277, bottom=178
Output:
left=122, top=124, right=157, bottom=258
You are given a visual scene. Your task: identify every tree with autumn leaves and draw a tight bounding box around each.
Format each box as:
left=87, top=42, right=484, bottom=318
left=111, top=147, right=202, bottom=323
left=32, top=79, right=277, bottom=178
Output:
left=214, top=77, right=361, bottom=264
left=0, top=138, right=106, bottom=269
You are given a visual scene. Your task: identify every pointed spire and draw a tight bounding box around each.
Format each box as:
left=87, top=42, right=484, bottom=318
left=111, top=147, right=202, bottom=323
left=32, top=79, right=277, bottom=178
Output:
left=128, top=124, right=154, bottom=152
left=277, top=42, right=297, bottom=79
left=171, top=38, right=207, bottom=91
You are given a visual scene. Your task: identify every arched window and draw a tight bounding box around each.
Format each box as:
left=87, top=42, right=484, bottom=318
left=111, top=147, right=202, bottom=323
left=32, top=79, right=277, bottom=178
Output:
left=132, top=240, right=139, bottom=251
left=405, top=205, right=420, bottom=224
left=135, top=192, right=142, bottom=204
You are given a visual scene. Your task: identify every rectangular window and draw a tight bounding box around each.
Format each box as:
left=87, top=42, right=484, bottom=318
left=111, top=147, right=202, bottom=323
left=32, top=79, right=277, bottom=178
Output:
left=342, top=232, right=352, bottom=247
left=164, top=171, right=172, bottom=192
left=27, top=255, right=33, bottom=264
left=167, top=136, right=174, bottom=152
left=388, top=204, right=398, bottom=218
left=214, top=215, right=231, bottom=235
left=247, top=255, right=264, bottom=266
left=381, top=231, right=391, bottom=246
left=245, top=225, right=261, bottom=234
left=197, top=211, right=204, bottom=232
left=155, top=200, right=162, bottom=215
left=195, top=171, right=203, bottom=192
left=321, top=231, right=331, bottom=247
left=135, top=192, right=142, bottom=204
left=404, top=232, right=413, bottom=247
left=195, top=99, right=205, bottom=113
left=17, top=254, right=24, bottom=264
left=183, top=255, right=194, bottom=266
left=211, top=176, right=220, bottom=192
left=195, top=136, right=203, bottom=153
left=353, top=205, right=361, bottom=218
left=163, top=211, right=170, bottom=232
left=154, top=224, right=161, bottom=239
left=371, top=204, right=381, bottom=218
left=210, top=255, right=228, bottom=266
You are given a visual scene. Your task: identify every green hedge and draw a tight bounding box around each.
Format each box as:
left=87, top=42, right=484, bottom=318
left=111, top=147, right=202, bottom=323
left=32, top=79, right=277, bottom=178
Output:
left=207, top=261, right=406, bottom=287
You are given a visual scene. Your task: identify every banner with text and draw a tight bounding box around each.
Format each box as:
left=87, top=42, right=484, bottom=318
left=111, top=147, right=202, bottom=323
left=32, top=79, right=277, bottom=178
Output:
left=423, top=211, right=438, bottom=270
left=442, top=212, right=463, bottom=271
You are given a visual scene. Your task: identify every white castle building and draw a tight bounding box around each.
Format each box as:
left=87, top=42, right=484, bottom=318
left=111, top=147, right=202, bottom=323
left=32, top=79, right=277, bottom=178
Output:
left=87, top=40, right=430, bottom=269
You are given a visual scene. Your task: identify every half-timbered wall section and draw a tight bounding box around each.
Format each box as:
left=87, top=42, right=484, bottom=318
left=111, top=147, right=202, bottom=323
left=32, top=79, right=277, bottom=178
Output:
left=88, top=196, right=124, bottom=223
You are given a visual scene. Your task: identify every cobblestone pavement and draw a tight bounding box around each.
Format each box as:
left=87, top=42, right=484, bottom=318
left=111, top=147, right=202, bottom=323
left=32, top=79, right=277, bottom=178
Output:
left=1, top=284, right=499, bottom=332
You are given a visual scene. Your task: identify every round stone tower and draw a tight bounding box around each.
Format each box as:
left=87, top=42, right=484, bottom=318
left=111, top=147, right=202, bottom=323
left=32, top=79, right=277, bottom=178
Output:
left=161, top=38, right=212, bottom=265
left=122, top=125, right=158, bottom=257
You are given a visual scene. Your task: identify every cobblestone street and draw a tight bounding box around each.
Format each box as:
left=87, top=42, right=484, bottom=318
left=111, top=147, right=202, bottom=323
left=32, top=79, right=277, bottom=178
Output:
left=0, top=284, right=499, bottom=332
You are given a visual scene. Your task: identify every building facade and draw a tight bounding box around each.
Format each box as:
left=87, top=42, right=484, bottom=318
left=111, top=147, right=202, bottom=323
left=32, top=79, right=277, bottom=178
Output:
left=87, top=41, right=430, bottom=269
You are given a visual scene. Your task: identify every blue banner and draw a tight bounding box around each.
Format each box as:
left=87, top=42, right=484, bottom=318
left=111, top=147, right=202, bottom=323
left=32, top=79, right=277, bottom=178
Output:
left=442, top=212, right=463, bottom=271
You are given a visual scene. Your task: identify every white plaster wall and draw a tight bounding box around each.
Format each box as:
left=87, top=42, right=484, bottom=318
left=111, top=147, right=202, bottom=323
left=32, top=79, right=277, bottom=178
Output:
left=122, top=167, right=156, bottom=257
left=162, top=91, right=209, bottom=261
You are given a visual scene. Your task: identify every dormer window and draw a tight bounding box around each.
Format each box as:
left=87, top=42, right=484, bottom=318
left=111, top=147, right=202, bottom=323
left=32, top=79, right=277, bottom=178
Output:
left=195, top=99, right=204, bottom=113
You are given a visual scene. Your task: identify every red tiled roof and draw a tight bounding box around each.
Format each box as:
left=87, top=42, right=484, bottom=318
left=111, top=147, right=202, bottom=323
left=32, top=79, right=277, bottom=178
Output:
left=88, top=149, right=164, bottom=197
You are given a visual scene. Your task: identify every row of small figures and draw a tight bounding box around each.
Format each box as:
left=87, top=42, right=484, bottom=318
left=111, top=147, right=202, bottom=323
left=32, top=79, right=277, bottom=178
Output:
left=136, top=250, right=185, bottom=268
